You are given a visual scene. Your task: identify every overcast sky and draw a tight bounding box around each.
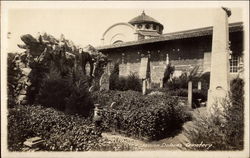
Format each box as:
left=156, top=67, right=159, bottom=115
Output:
left=5, top=1, right=247, bottom=52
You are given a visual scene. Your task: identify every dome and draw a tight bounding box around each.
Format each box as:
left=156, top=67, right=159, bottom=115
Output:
left=129, top=11, right=163, bottom=28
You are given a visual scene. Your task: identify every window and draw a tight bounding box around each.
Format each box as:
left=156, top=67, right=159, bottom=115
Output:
left=153, top=25, right=157, bottom=30
left=137, top=24, right=142, bottom=29
left=113, top=40, right=123, bottom=44
left=145, top=24, right=150, bottom=29
left=229, top=55, right=239, bottom=73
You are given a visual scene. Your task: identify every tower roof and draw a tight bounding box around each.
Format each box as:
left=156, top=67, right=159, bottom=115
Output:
left=129, top=11, right=163, bottom=27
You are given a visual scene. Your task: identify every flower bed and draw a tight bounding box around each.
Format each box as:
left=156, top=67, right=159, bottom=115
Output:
left=92, top=90, right=192, bottom=141
left=8, top=105, right=132, bottom=151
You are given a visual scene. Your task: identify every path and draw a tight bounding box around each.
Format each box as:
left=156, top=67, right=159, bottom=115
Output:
left=101, top=107, right=206, bottom=151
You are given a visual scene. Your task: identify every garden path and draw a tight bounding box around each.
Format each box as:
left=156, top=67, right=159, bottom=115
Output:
left=101, top=107, right=206, bottom=151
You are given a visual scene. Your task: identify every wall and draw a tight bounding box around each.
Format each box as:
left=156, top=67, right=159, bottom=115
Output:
left=100, top=31, right=243, bottom=86
left=102, top=23, right=137, bottom=45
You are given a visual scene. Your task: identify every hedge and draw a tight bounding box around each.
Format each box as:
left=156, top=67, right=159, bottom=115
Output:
left=8, top=105, right=133, bottom=151
left=92, top=90, right=192, bottom=140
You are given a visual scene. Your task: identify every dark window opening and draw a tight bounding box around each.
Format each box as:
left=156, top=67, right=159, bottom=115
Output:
left=153, top=25, right=157, bottom=30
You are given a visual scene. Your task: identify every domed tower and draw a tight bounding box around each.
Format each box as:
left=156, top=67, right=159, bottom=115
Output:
left=129, top=11, right=164, bottom=40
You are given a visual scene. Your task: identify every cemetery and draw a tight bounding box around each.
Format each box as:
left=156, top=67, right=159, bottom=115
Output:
left=7, top=7, right=244, bottom=151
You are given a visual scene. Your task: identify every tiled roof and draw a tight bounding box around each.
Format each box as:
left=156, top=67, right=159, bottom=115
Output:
left=129, top=11, right=162, bottom=26
left=96, top=22, right=243, bottom=51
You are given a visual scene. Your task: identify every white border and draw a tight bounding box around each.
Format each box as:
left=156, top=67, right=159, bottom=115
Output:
left=1, top=1, right=249, bottom=158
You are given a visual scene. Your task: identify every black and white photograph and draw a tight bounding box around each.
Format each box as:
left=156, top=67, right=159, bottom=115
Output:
left=1, top=1, right=249, bottom=158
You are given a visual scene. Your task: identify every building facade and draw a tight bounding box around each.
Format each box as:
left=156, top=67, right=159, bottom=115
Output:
left=97, top=12, right=244, bottom=87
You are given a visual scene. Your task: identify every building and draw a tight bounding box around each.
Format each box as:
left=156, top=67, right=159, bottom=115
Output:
left=97, top=11, right=244, bottom=87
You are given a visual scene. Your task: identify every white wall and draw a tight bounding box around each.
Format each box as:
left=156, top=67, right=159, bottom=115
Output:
left=102, top=23, right=137, bottom=45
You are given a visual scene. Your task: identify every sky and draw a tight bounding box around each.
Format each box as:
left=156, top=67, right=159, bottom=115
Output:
left=5, top=1, right=246, bottom=52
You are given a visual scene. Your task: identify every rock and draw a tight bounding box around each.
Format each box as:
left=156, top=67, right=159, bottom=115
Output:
left=23, top=137, right=44, bottom=148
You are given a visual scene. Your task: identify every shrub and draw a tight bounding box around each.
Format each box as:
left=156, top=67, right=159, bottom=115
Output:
left=168, top=89, right=188, bottom=97
left=7, top=53, right=23, bottom=107
left=8, top=105, right=133, bottom=151
left=166, top=66, right=203, bottom=90
left=8, top=105, right=97, bottom=151
left=36, top=68, right=69, bottom=111
left=167, top=88, right=207, bottom=108
left=64, top=69, right=94, bottom=117
left=125, top=73, right=142, bottom=92
left=163, top=64, right=175, bottom=88
left=92, top=90, right=192, bottom=140
left=109, top=62, right=120, bottom=90
left=26, top=59, right=50, bottom=104
left=184, top=78, right=244, bottom=150
left=36, top=67, right=94, bottom=116
left=230, top=77, right=244, bottom=105
left=110, top=70, right=142, bottom=92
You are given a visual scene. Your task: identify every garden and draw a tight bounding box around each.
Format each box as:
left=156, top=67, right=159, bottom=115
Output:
left=7, top=33, right=244, bottom=151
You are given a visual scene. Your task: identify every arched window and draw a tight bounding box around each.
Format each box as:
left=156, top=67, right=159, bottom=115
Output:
left=113, top=40, right=123, bottom=44
left=145, top=24, right=150, bottom=29
left=137, top=24, right=142, bottom=29
left=153, top=25, right=157, bottom=30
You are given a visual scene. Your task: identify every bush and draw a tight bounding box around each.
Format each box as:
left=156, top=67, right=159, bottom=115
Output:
left=36, top=67, right=94, bottom=117
left=8, top=105, right=133, bottom=151
left=92, top=90, right=192, bottom=140
left=163, top=64, right=175, bottom=88
left=64, top=69, right=94, bottom=117
left=110, top=69, right=142, bottom=92
left=184, top=78, right=244, bottom=150
left=36, top=68, right=69, bottom=111
left=230, top=77, right=244, bottom=106
left=166, top=75, right=189, bottom=90
left=125, top=73, right=142, bottom=92
left=7, top=53, right=23, bottom=107
left=167, top=88, right=207, bottom=108
left=109, top=62, right=120, bottom=90
left=8, top=105, right=97, bottom=151
left=166, top=66, right=208, bottom=90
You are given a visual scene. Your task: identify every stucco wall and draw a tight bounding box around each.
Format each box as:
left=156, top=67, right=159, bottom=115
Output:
left=102, top=23, right=138, bottom=45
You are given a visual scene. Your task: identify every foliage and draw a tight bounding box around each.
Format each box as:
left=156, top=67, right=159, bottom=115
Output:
left=166, top=66, right=200, bottom=90
left=109, top=62, right=120, bottom=90
left=168, top=88, right=208, bottom=107
left=7, top=53, right=23, bottom=107
left=109, top=62, right=142, bottom=92
left=64, top=68, right=94, bottom=117
left=125, top=73, right=142, bottom=92
left=199, top=72, right=210, bottom=91
left=8, top=105, right=133, bottom=151
left=92, top=90, right=192, bottom=140
left=110, top=71, right=142, bottom=92
left=230, top=77, right=244, bottom=106
left=36, top=68, right=70, bottom=111
left=36, top=66, right=94, bottom=116
left=163, top=63, right=175, bottom=88
left=184, top=77, right=244, bottom=150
